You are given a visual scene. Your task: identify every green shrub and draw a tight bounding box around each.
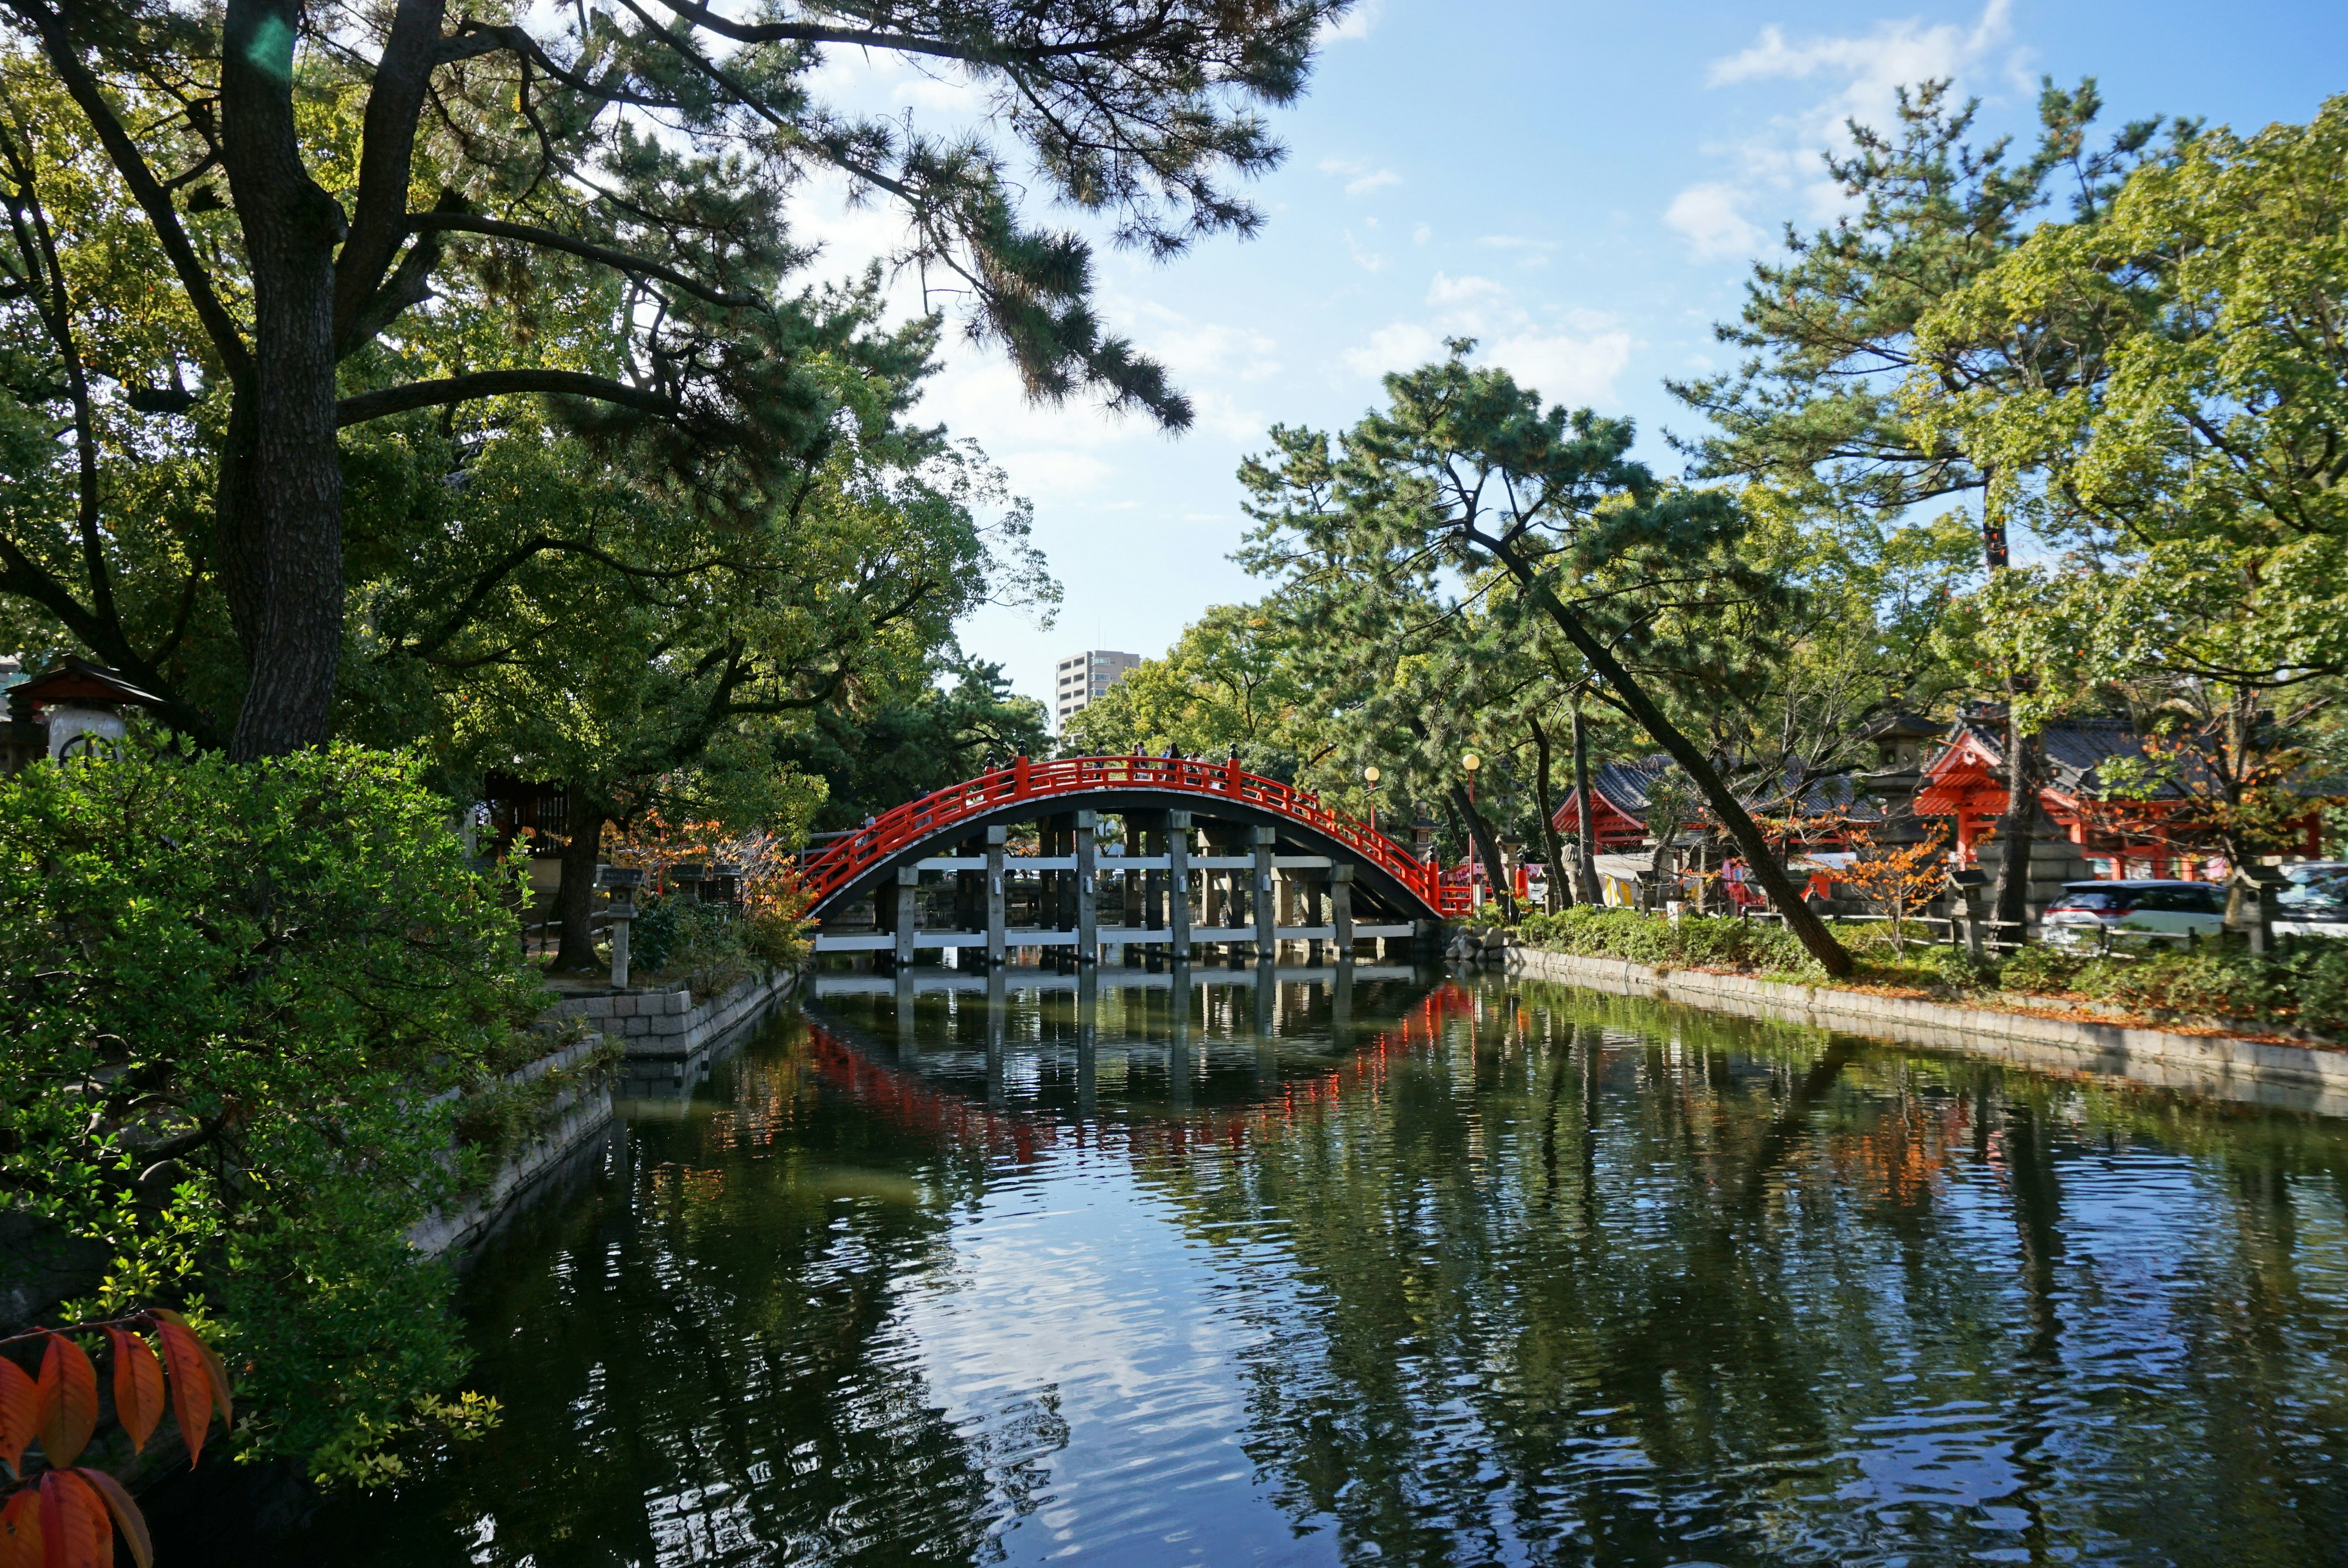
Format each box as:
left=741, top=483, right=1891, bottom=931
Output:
left=0, top=743, right=545, bottom=1482
left=1518, top=903, right=2348, bottom=1039
left=2001, top=938, right=2348, bottom=1037
left=1516, top=907, right=1817, bottom=974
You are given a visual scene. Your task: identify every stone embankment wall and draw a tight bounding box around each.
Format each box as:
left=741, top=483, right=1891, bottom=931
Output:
left=1504, top=943, right=2348, bottom=1116
left=541, top=966, right=797, bottom=1061
left=412, top=1031, right=615, bottom=1258
left=415, top=966, right=799, bottom=1256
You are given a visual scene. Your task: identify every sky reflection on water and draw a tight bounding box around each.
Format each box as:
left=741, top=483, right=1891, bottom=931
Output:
left=281, top=967, right=2348, bottom=1566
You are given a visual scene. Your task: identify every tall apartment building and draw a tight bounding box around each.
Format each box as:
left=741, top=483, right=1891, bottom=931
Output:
left=1054, top=649, right=1140, bottom=732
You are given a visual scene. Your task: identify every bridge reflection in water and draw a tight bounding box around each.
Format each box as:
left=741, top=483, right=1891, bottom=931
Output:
left=804, top=961, right=1438, bottom=1119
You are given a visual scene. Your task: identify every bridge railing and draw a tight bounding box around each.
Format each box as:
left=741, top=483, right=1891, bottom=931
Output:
left=799, top=754, right=1456, bottom=916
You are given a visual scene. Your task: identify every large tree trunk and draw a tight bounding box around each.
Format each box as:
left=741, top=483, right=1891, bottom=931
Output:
left=220, top=0, right=348, bottom=759
left=1474, top=531, right=1853, bottom=975
left=1529, top=714, right=1566, bottom=913
left=1990, top=703, right=2040, bottom=938
left=1449, top=782, right=1518, bottom=922
left=550, top=784, right=609, bottom=973
left=1571, top=699, right=1598, bottom=907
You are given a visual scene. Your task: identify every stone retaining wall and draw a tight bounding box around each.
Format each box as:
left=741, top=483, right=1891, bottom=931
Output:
left=415, top=967, right=799, bottom=1256
left=541, top=966, right=797, bottom=1060
left=1504, top=944, right=2348, bottom=1116
left=411, top=1031, right=613, bottom=1257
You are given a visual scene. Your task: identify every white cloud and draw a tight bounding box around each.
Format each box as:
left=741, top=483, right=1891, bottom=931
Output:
left=1663, top=182, right=1763, bottom=260
left=1318, top=0, right=1383, bottom=43
left=1666, top=0, right=2018, bottom=261
left=1427, top=271, right=1506, bottom=307
left=1318, top=156, right=1403, bottom=197
left=1345, top=231, right=1389, bottom=272
left=1343, top=322, right=1445, bottom=378
left=1346, top=276, right=1635, bottom=403
left=1485, top=329, right=1636, bottom=408
left=1412, top=224, right=1433, bottom=245
left=1709, top=0, right=2012, bottom=114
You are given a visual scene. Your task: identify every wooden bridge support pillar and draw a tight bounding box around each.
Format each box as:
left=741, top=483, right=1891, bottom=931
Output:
left=1074, top=809, right=1098, bottom=966
left=890, top=864, right=920, bottom=975
left=1166, top=811, right=1192, bottom=962
left=984, top=824, right=1008, bottom=970
left=1332, top=864, right=1356, bottom=962
left=1252, top=825, right=1277, bottom=963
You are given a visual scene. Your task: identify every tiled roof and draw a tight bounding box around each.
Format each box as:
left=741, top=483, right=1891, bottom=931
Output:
left=1567, top=754, right=1881, bottom=826
left=1948, top=714, right=2209, bottom=800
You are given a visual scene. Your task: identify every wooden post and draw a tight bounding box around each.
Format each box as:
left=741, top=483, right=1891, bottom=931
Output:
left=1332, top=864, right=1354, bottom=961
left=893, top=863, right=919, bottom=974
left=1252, top=825, right=1277, bottom=962
left=1167, top=810, right=1192, bottom=960
left=1074, top=809, right=1098, bottom=966
left=984, top=824, right=1008, bottom=970
left=1123, top=817, right=1146, bottom=966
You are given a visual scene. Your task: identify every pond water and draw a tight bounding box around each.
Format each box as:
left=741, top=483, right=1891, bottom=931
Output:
left=274, top=966, right=2348, bottom=1566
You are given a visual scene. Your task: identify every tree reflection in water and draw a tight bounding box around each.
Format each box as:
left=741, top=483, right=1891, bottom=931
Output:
left=278, top=977, right=2348, bottom=1567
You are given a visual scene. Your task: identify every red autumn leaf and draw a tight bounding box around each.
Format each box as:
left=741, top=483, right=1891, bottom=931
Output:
left=146, top=1313, right=229, bottom=1433
left=0, top=1487, right=40, bottom=1568
left=97, top=1336, right=161, bottom=1460
left=0, top=1363, right=34, bottom=1479
left=148, top=1320, right=213, bottom=1468
left=32, top=1340, right=95, bottom=1471
left=67, top=1473, right=146, bottom=1568
left=35, top=1470, right=109, bottom=1568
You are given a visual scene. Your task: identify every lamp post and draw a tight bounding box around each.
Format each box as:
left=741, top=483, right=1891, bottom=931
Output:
left=1461, top=752, right=1482, bottom=907
left=1363, top=765, right=1381, bottom=835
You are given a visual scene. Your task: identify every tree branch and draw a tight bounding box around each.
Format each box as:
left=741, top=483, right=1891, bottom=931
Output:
left=403, top=210, right=762, bottom=310
left=7, top=0, right=251, bottom=378
left=336, top=369, right=687, bottom=427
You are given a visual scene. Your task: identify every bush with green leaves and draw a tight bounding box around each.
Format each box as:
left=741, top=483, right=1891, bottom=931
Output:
left=1998, top=938, right=2348, bottom=1038
left=1514, top=907, right=1816, bottom=974
left=0, top=742, right=544, bottom=1482
left=1517, top=905, right=2348, bottom=1039
left=628, top=896, right=756, bottom=999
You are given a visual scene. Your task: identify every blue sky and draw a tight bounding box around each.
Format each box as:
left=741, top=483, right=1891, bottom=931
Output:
left=805, top=0, right=2348, bottom=721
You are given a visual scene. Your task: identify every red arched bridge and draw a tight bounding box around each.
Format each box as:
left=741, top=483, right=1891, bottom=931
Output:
left=799, top=754, right=1461, bottom=967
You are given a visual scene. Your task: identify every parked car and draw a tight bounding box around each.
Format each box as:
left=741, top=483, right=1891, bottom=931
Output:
left=2275, top=861, right=2348, bottom=940
left=2041, top=880, right=2228, bottom=950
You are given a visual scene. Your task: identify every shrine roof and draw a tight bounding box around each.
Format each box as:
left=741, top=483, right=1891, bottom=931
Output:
left=6, top=657, right=168, bottom=718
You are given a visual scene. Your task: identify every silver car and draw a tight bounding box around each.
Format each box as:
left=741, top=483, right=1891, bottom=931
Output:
left=2275, top=861, right=2348, bottom=940
left=2041, top=880, right=2229, bottom=951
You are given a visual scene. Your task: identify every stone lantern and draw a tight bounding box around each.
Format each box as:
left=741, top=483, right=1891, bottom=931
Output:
left=597, top=865, right=646, bottom=988
left=4, top=658, right=171, bottom=770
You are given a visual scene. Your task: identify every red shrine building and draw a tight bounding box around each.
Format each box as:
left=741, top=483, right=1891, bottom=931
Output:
left=1545, top=708, right=2325, bottom=894
left=1910, top=710, right=2324, bottom=877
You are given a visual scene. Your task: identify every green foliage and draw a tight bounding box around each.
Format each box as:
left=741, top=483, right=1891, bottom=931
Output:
left=1905, top=94, right=2348, bottom=848
left=779, top=658, right=1051, bottom=831
left=649, top=901, right=755, bottom=1001
left=1996, top=939, right=2348, bottom=1039
left=0, top=742, right=544, bottom=1481
left=1521, top=905, right=2348, bottom=1040
left=1058, top=605, right=1309, bottom=776
left=1515, top=907, right=1816, bottom=974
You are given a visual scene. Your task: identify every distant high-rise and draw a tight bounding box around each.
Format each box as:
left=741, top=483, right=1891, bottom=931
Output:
left=1054, top=649, right=1140, bottom=733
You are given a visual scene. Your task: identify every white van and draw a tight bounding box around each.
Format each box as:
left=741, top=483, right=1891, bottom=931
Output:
left=2041, top=881, right=2229, bottom=950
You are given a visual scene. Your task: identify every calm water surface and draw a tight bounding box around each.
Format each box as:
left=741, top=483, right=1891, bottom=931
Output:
left=282, top=967, right=2348, bottom=1566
